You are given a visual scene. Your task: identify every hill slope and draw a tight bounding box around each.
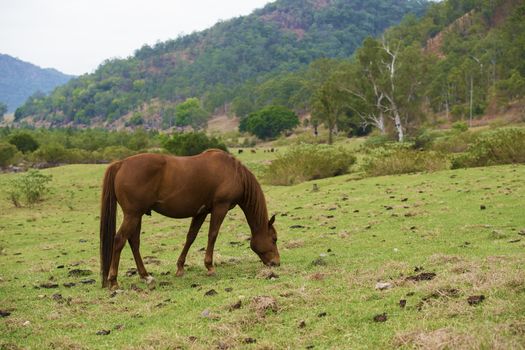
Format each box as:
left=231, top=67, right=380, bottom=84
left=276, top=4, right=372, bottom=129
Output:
left=14, top=0, right=428, bottom=127
left=0, top=54, right=73, bottom=112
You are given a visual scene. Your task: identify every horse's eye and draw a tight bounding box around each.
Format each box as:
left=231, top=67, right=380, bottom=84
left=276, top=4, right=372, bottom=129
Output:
left=273, top=237, right=277, bottom=243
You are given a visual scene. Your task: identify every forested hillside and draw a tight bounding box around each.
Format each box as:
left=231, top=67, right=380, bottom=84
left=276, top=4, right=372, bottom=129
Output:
left=0, top=54, right=73, bottom=112
left=14, top=0, right=428, bottom=128
left=296, top=0, right=525, bottom=142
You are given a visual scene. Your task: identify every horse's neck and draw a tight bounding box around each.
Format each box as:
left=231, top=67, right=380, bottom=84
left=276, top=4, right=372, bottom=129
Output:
left=238, top=170, right=268, bottom=235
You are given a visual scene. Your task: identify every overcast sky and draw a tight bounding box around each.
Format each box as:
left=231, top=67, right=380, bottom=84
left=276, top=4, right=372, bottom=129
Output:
left=0, top=0, right=272, bottom=76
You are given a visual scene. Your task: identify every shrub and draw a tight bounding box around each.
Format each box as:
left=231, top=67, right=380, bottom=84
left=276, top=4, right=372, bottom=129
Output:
left=263, top=144, right=356, bottom=185
left=102, top=146, right=136, bottom=161
left=362, top=146, right=450, bottom=177
left=451, top=121, right=468, bottom=133
left=8, top=170, right=52, bottom=207
left=240, top=106, right=299, bottom=140
left=31, top=143, right=69, bottom=163
left=431, top=131, right=479, bottom=154
left=0, top=142, right=18, bottom=167
left=362, top=133, right=393, bottom=149
left=451, top=128, right=525, bottom=169
left=9, top=132, right=39, bottom=153
left=162, top=132, right=228, bottom=156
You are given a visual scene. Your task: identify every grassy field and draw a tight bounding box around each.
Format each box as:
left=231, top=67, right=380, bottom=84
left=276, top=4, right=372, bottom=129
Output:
left=1, top=153, right=524, bottom=349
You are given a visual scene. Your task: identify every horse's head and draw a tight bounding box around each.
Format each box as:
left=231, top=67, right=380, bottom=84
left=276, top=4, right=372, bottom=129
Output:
left=250, top=214, right=280, bottom=266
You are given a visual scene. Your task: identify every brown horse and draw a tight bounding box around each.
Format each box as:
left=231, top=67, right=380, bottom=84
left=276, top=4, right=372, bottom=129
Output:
left=100, top=149, right=280, bottom=289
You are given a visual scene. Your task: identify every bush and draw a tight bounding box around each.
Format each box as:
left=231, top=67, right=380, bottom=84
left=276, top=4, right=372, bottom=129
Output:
left=162, top=132, right=228, bottom=156
left=31, top=143, right=69, bottom=163
left=9, top=132, right=39, bottom=153
left=451, top=128, right=525, bottom=169
left=240, top=106, right=299, bottom=140
left=0, top=142, right=18, bottom=167
left=362, top=133, right=393, bottom=149
left=7, top=170, right=52, bottom=207
left=362, top=146, right=450, bottom=177
left=431, top=131, right=479, bottom=154
left=263, top=144, right=356, bottom=185
left=102, top=146, right=136, bottom=161
left=451, top=121, right=468, bottom=133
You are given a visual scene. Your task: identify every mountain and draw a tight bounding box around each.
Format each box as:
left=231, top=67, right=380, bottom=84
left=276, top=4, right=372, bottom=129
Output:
left=14, top=0, right=428, bottom=128
left=0, top=54, right=73, bottom=112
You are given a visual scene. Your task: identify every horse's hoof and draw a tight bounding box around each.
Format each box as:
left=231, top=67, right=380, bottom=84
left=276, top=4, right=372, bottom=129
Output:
left=176, top=269, right=184, bottom=277
left=109, top=283, right=120, bottom=291
left=206, top=269, right=216, bottom=277
left=144, top=276, right=156, bottom=290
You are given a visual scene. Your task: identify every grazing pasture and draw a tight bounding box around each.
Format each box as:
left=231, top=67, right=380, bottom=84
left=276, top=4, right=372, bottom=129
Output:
left=0, top=156, right=524, bottom=349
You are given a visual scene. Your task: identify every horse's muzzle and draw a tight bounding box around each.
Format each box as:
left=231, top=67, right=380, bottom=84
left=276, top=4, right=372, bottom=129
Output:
left=267, top=260, right=280, bottom=267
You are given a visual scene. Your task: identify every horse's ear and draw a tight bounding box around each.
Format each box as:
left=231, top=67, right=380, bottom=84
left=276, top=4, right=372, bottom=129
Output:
left=268, top=214, right=276, bottom=227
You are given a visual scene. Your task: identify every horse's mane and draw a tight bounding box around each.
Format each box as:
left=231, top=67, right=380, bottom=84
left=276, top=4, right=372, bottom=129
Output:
left=234, top=158, right=268, bottom=230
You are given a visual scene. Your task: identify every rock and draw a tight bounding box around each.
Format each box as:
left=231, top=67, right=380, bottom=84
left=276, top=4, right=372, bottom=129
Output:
left=399, top=300, right=407, bottom=308
left=373, top=313, right=387, bottom=322
left=39, top=282, right=59, bottom=289
left=311, top=257, right=327, bottom=266
left=96, top=330, right=111, bottom=335
left=480, top=205, right=486, bottom=210
left=243, top=338, right=257, bottom=344
left=228, top=300, right=242, bottom=311
left=318, top=312, right=327, bottom=317
left=290, top=225, right=305, bottom=229
left=298, top=320, right=306, bottom=328
left=375, top=282, right=393, bottom=290
left=204, top=289, right=218, bottom=296
left=405, top=272, right=436, bottom=282
left=79, top=279, right=96, bottom=284
left=201, top=309, right=211, bottom=318
left=0, top=310, right=11, bottom=317
left=68, top=269, right=92, bottom=277
left=224, top=287, right=233, bottom=292
left=467, top=295, right=485, bottom=305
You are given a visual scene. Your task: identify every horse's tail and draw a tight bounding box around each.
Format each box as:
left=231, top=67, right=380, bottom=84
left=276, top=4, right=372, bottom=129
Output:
left=99, top=161, right=122, bottom=288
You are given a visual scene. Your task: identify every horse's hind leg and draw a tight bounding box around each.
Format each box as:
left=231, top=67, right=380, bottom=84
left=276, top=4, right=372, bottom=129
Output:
left=107, top=214, right=140, bottom=290
left=176, top=213, right=207, bottom=277
left=127, top=217, right=155, bottom=289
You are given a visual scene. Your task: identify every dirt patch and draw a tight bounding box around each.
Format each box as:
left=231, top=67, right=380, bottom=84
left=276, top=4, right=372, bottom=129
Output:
left=251, top=296, right=279, bottom=317
left=284, top=240, right=304, bottom=249
left=394, top=328, right=478, bottom=349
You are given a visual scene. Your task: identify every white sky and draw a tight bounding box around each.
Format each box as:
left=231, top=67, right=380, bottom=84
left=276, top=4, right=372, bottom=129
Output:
left=0, top=0, right=272, bottom=76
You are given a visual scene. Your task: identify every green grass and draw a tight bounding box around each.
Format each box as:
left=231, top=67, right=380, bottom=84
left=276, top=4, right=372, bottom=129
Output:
left=1, top=160, right=524, bottom=349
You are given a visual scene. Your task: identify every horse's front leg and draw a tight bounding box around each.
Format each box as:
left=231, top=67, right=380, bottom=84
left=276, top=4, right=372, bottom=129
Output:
left=204, top=203, right=229, bottom=276
left=176, top=212, right=207, bottom=277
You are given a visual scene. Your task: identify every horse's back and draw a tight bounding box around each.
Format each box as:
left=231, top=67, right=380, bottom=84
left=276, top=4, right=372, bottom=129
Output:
left=114, top=150, right=242, bottom=217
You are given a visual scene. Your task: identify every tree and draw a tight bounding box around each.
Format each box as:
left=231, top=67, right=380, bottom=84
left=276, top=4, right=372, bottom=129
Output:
left=9, top=132, right=39, bottom=153
left=0, top=102, right=7, bottom=120
left=162, top=132, right=227, bottom=156
left=311, top=78, right=349, bottom=144
left=240, top=105, right=299, bottom=140
left=175, top=98, right=210, bottom=130
left=348, top=37, right=430, bottom=142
